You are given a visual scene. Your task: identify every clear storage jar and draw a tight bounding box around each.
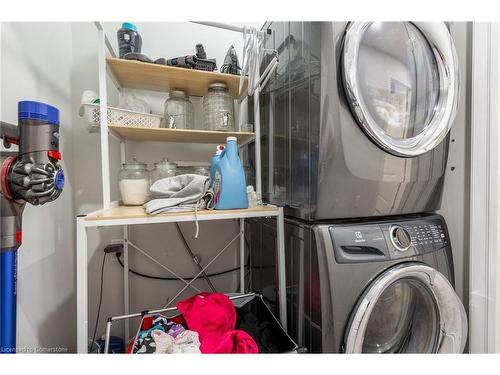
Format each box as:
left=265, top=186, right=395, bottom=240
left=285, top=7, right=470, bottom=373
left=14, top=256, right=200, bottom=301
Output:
left=164, top=90, right=194, bottom=129
left=191, top=166, right=210, bottom=176
left=175, top=166, right=194, bottom=176
left=203, top=83, right=235, bottom=131
left=174, top=165, right=209, bottom=176
left=119, top=159, right=150, bottom=206
left=151, top=159, right=177, bottom=183
left=244, top=166, right=255, bottom=188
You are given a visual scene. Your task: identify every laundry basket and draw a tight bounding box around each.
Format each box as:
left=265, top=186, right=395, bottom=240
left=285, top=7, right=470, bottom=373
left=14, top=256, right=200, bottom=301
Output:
left=79, top=103, right=163, bottom=133
left=104, top=293, right=298, bottom=354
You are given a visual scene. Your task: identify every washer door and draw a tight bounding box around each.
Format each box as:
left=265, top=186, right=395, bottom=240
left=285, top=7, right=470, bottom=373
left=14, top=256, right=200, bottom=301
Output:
left=342, top=22, right=460, bottom=157
left=344, top=263, right=468, bottom=353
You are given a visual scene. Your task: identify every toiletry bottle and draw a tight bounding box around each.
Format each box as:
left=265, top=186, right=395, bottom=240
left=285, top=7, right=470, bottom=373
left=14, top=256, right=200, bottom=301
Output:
left=117, top=22, right=142, bottom=58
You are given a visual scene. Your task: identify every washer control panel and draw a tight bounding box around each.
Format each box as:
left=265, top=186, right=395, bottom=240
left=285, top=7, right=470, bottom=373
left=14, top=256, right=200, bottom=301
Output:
left=329, top=214, right=449, bottom=263
left=404, top=221, right=448, bottom=248
left=390, top=225, right=412, bottom=252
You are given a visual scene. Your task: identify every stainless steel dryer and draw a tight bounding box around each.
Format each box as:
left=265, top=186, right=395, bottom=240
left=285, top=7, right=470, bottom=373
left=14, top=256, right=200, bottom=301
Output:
left=247, top=214, right=468, bottom=353
left=256, top=22, right=460, bottom=220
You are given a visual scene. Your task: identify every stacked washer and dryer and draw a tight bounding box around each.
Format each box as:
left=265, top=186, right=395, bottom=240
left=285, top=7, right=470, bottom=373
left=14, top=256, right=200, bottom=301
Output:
left=247, top=22, right=468, bottom=353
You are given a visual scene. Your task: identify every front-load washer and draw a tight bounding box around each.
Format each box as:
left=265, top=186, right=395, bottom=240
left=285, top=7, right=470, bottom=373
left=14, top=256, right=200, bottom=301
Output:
left=255, top=22, right=460, bottom=220
left=247, top=213, right=467, bottom=353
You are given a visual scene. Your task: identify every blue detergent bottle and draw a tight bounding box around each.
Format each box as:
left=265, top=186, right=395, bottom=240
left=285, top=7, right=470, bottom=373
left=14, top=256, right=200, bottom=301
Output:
left=209, top=144, right=225, bottom=187
left=213, top=137, right=249, bottom=210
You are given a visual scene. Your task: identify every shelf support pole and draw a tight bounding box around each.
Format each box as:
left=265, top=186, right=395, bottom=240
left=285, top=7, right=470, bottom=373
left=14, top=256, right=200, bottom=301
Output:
left=98, top=26, right=111, bottom=209
left=240, top=218, right=245, bottom=293
left=254, top=78, right=262, bottom=200
left=276, top=207, right=287, bottom=329
left=123, top=225, right=130, bottom=345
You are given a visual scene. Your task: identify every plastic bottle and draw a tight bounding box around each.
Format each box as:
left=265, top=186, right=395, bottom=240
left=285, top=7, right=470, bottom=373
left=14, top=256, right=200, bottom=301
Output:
left=210, top=144, right=225, bottom=186
left=247, top=186, right=258, bottom=208
left=213, top=137, right=248, bottom=210
left=117, top=22, right=142, bottom=58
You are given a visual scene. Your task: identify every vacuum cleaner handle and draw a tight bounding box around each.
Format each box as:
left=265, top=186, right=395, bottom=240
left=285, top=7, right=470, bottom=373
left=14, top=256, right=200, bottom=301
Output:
left=0, top=121, right=20, bottom=146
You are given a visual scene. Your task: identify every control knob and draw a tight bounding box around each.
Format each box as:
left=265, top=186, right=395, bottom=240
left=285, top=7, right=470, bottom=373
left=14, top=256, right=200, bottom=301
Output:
left=390, top=225, right=412, bottom=252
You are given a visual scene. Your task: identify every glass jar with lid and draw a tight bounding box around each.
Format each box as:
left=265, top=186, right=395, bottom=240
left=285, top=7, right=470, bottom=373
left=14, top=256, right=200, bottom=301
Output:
left=164, top=90, right=194, bottom=129
left=118, top=158, right=150, bottom=206
left=174, top=165, right=210, bottom=176
left=191, top=166, right=210, bottom=176
left=175, top=165, right=193, bottom=176
left=203, top=83, right=235, bottom=131
left=244, top=165, right=255, bottom=188
left=151, top=158, right=177, bottom=184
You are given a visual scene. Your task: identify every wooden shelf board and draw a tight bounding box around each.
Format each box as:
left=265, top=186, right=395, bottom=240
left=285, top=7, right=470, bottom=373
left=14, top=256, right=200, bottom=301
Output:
left=107, top=57, right=247, bottom=99
left=85, top=204, right=279, bottom=222
left=109, top=125, right=255, bottom=144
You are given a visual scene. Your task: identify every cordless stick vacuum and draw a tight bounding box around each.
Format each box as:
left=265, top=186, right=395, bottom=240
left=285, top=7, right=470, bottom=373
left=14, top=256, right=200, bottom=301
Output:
left=0, top=101, right=65, bottom=354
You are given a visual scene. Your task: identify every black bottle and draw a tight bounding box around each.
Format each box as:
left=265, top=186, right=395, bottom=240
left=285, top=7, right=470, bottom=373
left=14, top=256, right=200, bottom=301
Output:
left=117, top=22, right=142, bottom=58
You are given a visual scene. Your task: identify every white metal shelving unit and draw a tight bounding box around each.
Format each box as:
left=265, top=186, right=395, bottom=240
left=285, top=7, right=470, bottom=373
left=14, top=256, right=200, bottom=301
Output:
left=76, top=22, right=287, bottom=353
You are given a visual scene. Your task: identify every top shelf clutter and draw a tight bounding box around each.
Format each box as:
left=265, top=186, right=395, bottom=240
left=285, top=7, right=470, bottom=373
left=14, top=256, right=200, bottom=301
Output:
left=107, top=58, right=248, bottom=99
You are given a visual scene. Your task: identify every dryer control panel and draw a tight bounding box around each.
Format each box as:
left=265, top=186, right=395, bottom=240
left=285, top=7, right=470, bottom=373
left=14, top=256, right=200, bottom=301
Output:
left=329, top=214, right=449, bottom=264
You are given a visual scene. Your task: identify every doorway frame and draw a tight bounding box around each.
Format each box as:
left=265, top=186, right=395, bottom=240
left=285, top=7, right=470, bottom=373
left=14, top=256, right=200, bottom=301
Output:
left=469, top=22, right=500, bottom=353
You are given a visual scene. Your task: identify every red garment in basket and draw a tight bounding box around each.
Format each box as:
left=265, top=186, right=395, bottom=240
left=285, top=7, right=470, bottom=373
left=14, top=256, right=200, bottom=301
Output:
left=177, top=293, right=236, bottom=338
left=176, top=292, right=259, bottom=354
left=201, top=330, right=258, bottom=354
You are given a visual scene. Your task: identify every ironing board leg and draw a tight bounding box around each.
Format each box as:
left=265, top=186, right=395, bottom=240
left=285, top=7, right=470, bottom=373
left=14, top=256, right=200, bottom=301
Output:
left=104, top=319, right=112, bottom=354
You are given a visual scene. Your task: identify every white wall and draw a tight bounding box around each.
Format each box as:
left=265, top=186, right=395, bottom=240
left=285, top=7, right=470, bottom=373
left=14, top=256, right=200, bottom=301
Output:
left=1, top=22, right=76, bottom=352
left=70, top=22, right=126, bottom=349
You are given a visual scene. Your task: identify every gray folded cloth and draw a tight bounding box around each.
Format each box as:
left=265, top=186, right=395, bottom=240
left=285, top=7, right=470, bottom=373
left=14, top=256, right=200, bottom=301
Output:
left=145, top=174, right=214, bottom=215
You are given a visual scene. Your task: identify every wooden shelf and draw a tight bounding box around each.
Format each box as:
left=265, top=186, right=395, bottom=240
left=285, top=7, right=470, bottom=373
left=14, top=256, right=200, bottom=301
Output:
left=84, top=204, right=279, bottom=224
left=107, top=58, right=248, bottom=99
left=109, top=125, right=255, bottom=145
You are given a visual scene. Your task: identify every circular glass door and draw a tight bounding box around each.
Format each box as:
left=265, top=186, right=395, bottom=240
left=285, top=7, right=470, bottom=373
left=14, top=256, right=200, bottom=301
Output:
left=362, top=278, right=439, bottom=353
left=342, top=22, right=460, bottom=157
left=344, top=263, right=468, bottom=353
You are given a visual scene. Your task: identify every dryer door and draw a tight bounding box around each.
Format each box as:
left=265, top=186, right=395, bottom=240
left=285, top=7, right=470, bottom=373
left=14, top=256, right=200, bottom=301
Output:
left=342, top=22, right=459, bottom=157
left=343, top=263, right=467, bottom=353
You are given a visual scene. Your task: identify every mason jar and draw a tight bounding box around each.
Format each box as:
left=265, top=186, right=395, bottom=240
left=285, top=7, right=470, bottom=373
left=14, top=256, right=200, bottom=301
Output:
left=244, top=165, right=255, bottom=188
left=191, top=166, right=210, bottom=176
left=118, top=158, right=150, bottom=206
left=203, top=83, right=235, bottom=131
left=164, top=90, right=194, bottom=129
left=174, top=165, right=209, bottom=176
left=151, top=159, right=177, bottom=184
left=175, top=166, right=194, bottom=176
